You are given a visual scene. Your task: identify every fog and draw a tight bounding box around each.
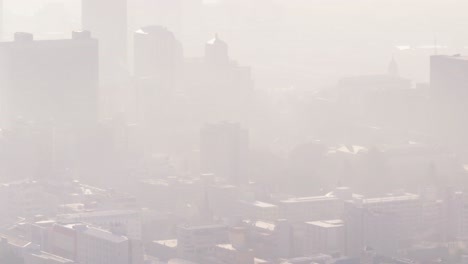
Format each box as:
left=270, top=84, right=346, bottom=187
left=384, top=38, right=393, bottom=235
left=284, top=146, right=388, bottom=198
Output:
left=0, top=1, right=468, bottom=263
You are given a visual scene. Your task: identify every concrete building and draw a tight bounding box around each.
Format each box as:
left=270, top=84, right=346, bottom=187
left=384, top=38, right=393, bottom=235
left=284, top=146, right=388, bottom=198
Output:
left=430, top=55, right=468, bottom=100
left=74, top=224, right=130, bottom=264
left=244, top=219, right=292, bottom=259
left=48, top=223, right=135, bottom=264
left=208, top=244, right=255, bottom=264
left=238, top=200, right=278, bottom=221
left=0, top=180, right=59, bottom=220
left=304, top=219, right=344, bottom=255
left=183, top=35, right=253, bottom=122
left=56, top=210, right=142, bottom=240
left=82, top=0, right=127, bottom=81
left=24, top=251, right=75, bottom=264
left=148, top=239, right=178, bottom=261
left=133, top=25, right=183, bottom=126
left=0, top=31, right=99, bottom=128
left=429, top=55, right=468, bottom=147
left=445, top=190, right=468, bottom=241
left=344, top=193, right=422, bottom=257
left=200, top=122, right=249, bottom=185
left=177, top=224, right=229, bottom=261
left=134, top=25, right=182, bottom=81
left=278, top=196, right=342, bottom=223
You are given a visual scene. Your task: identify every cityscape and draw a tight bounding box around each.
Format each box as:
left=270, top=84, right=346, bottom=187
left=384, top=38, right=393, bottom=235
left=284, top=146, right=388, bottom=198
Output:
left=1, top=0, right=468, bottom=264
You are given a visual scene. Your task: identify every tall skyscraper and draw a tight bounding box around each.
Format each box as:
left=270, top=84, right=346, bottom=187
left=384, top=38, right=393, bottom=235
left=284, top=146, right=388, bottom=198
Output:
left=430, top=55, right=468, bottom=100
left=0, top=0, right=3, bottom=41
left=134, top=25, right=183, bottom=84
left=82, top=0, right=128, bottom=82
left=200, top=122, right=249, bottom=185
left=0, top=31, right=99, bottom=128
left=205, top=34, right=229, bottom=67
left=183, top=35, right=254, bottom=122
left=430, top=55, right=468, bottom=147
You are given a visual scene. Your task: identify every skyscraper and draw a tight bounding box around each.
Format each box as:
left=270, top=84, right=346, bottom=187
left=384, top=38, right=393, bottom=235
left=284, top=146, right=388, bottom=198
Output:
left=134, top=25, right=183, bottom=84
left=82, top=0, right=128, bottom=82
left=0, top=31, right=99, bottom=128
left=0, top=0, right=3, bottom=41
left=429, top=55, right=468, bottom=147
left=200, top=122, right=249, bottom=185
left=430, top=55, right=468, bottom=100
left=205, top=34, right=229, bottom=67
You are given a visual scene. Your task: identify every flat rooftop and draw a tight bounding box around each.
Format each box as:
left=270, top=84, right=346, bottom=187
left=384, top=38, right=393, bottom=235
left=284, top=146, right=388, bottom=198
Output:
left=306, top=219, right=344, bottom=228
left=154, top=239, right=178, bottom=248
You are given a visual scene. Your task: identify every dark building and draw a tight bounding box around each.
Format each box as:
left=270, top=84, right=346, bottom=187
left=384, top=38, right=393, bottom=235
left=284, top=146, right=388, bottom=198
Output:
left=200, top=122, right=249, bottom=185
left=82, top=0, right=127, bottom=81
left=0, top=31, right=99, bottom=128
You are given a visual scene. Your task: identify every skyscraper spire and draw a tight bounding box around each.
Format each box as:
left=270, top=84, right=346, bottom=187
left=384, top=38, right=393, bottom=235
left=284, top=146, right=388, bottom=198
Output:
left=388, top=57, right=399, bottom=77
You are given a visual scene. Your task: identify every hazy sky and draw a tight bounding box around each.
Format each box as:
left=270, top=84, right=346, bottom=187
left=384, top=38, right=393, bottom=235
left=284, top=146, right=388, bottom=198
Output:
left=4, top=0, right=468, bottom=88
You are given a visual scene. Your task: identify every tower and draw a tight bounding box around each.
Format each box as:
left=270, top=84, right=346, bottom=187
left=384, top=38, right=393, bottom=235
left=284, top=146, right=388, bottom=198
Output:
left=205, top=34, right=229, bottom=67
left=134, top=25, right=183, bottom=81
left=200, top=122, right=249, bottom=185
left=82, top=0, right=128, bottom=81
left=0, top=31, right=99, bottom=127
left=388, top=57, right=399, bottom=77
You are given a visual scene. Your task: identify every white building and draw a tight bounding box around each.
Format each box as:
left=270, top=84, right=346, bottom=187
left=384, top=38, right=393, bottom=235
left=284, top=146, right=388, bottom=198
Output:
left=304, top=219, right=344, bottom=255
left=57, top=210, right=141, bottom=240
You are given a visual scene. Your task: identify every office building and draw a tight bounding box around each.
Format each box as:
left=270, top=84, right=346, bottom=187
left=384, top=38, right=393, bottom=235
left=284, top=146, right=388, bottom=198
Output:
left=278, top=196, right=342, bottom=223
left=134, top=25, right=183, bottom=82
left=0, top=31, right=98, bottom=128
left=344, top=193, right=422, bottom=257
left=57, top=210, right=142, bottom=240
left=200, top=122, right=249, bottom=185
left=0, top=0, right=3, bottom=41
left=304, top=220, right=345, bottom=255
left=177, top=224, right=229, bottom=261
left=48, top=223, right=135, bottom=264
left=183, top=35, right=253, bottom=122
left=238, top=200, right=278, bottom=221
left=82, top=0, right=127, bottom=81
left=430, top=55, right=468, bottom=100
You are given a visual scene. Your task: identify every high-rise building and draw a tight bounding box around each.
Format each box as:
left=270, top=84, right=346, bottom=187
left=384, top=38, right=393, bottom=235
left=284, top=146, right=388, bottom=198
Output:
left=133, top=25, right=183, bottom=124
left=0, top=0, right=3, bottom=41
left=82, top=0, right=127, bottom=81
left=200, top=122, right=249, bottom=185
left=183, top=35, right=253, bottom=122
left=134, top=25, right=183, bottom=81
left=304, top=219, right=345, bottom=256
left=430, top=55, right=468, bottom=100
left=429, top=55, right=468, bottom=147
left=344, top=193, right=422, bottom=257
left=205, top=34, right=229, bottom=68
left=48, top=223, right=132, bottom=264
left=0, top=31, right=98, bottom=128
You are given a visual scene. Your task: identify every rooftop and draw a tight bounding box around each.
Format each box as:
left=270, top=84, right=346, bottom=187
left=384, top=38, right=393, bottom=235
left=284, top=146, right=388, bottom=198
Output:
left=241, top=200, right=277, bottom=208
left=363, top=193, right=420, bottom=204
left=306, top=219, right=344, bottom=228
left=154, top=239, right=178, bottom=248
left=280, top=196, right=338, bottom=204
left=30, top=252, right=74, bottom=263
